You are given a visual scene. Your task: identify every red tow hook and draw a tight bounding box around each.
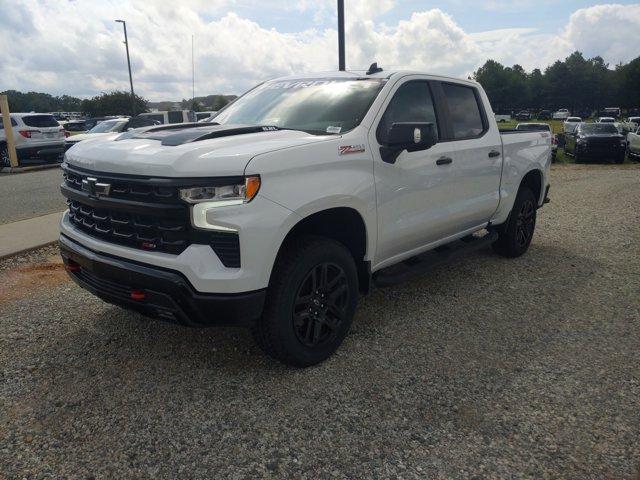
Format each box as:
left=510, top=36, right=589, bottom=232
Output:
left=130, top=290, right=147, bottom=301
left=65, top=260, right=81, bottom=272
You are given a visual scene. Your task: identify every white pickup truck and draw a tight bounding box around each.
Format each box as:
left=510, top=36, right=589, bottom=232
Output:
left=59, top=69, right=551, bottom=366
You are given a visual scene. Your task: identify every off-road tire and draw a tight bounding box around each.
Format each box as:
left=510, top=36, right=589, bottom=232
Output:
left=492, top=187, right=537, bottom=258
left=251, top=235, right=358, bottom=367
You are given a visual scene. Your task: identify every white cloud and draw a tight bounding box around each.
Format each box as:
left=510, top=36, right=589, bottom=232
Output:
left=0, top=1, right=638, bottom=101
left=565, top=3, right=640, bottom=64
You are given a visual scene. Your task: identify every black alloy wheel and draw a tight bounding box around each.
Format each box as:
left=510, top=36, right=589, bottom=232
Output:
left=515, top=197, right=535, bottom=248
left=293, top=262, right=349, bottom=348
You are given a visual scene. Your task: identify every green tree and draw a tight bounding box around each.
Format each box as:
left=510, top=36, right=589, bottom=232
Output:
left=80, top=91, right=148, bottom=117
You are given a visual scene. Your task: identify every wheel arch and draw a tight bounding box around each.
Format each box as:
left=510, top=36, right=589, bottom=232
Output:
left=520, top=168, right=544, bottom=205
left=272, top=207, right=371, bottom=294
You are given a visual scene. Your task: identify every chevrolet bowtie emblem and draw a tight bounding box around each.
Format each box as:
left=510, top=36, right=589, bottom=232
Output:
left=81, top=177, right=111, bottom=197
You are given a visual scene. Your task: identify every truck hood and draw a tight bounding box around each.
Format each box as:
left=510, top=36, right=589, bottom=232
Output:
left=64, top=125, right=335, bottom=177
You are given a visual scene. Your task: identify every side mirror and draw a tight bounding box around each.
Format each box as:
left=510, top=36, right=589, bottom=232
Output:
left=380, top=122, right=437, bottom=164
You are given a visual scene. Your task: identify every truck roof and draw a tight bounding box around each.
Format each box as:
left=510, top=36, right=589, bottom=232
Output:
left=269, top=70, right=480, bottom=88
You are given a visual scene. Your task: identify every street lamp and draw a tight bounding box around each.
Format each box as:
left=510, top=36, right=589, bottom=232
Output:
left=115, top=19, right=136, bottom=116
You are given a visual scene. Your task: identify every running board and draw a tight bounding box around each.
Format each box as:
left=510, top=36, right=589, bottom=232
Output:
left=372, top=230, right=498, bottom=288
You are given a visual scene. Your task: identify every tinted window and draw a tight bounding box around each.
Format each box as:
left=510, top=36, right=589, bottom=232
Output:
left=580, top=124, right=618, bottom=134
left=168, top=111, right=184, bottom=124
left=0, top=118, right=18, bottom=129
left=127, top=116, right=160, bottom=129
left=378, top=81, right=438, bottom=143
left=442, top=83, right=485, bottom=139
left=516, top=124, right=551, bottom=132
left=22, top=115, right=59, bottom=128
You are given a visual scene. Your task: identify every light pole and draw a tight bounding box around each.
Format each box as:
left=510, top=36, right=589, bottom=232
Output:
left=337, top=0, right=345, bottom=71
left=115, top=19, right=136, bottom=115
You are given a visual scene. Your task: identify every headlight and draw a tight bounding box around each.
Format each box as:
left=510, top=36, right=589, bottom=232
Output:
left=181, top=176, right=260, bottom=231
left=180, top=176, right=260, bottom=206
left=576, top=138, right=587, bottom=145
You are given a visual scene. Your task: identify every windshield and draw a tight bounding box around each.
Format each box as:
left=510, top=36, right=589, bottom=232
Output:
left=89, top=120, right=127, bottom=133
left=580, top=124, right=618, bottom=134
left=214, top=78, right=386, bottom=134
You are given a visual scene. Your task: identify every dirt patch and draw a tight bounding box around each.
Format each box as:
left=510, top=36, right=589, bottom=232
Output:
left=0, top=255, right=69, bottom=303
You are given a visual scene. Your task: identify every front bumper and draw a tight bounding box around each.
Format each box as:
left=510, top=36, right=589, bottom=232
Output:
left=17, top=143, right=65, bottom=160
left=59, top=234, right=266, bottom=327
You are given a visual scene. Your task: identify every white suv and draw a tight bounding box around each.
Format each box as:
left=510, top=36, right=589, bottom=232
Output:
left=1, top=113, right=66, bottom=167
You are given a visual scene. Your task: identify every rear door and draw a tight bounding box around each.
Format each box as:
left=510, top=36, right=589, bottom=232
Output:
left=436, top=81, right=502, bottom=231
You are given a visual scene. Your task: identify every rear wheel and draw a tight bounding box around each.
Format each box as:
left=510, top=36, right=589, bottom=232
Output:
left=492, top=187, right=537, bottom=258
left=252, top=236, right=359, bottom=367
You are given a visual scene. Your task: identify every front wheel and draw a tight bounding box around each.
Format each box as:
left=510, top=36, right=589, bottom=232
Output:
left=252, top=236, right=359, bottom=367
left=492, top=187, right=537, bottom=258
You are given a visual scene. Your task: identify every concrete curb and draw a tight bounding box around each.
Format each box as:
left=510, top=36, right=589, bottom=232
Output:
left=0, top=211, right=64, bottom=260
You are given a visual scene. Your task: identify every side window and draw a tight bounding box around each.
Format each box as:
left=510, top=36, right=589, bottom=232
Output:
left=0, top=118, right=18, bottom=130
left=377, top=81, right=438, bottom=144
left=442, top=83, right=485, bottom=139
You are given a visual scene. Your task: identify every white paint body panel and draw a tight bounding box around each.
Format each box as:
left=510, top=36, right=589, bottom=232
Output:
left=61, top=71, right=551, bottom=294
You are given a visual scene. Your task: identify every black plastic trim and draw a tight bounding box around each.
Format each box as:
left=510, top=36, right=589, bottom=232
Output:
left=59, top=234, right=264, bottom=327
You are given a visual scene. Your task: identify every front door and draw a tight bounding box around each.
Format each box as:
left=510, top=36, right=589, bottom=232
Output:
left=371, top=78, right=457, bottom=266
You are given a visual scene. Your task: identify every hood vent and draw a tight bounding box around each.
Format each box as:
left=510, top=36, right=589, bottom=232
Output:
left=125, top=124, right=280, bottom=146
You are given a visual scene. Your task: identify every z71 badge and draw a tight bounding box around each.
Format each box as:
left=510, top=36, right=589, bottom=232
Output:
left=339, top=144, right=365, bottom=155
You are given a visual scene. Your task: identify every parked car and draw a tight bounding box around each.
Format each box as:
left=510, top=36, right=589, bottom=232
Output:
left=494, top=112, right=511, bottom=123
left=563, top=117, right=582, bottom=134
left=627, top=126, right=640, bottom=160
left=564, top=122, right=626, bottom=163
left=84, top=116, right=124, bottom=131
left=59, top=69, right=551, bottom=366
left=626, top=117, right=640, bottom=129
left=516, top=123, right=557, bottom=160
left=515, top=111, right=532, bottom=121
left=0, top=113, right=65, bottom=167
left=60, top=120, right=88, bottom=136
left=553, top=109, right=571, bottom=120
left=195, top=111, right=218, bottom=122
left=138, top=110, right=196, bottom=124
left=537, top=110, right=552, bottom=120
left=65, top=117, right=159, bottom=149
left=603, top=107, right=621, bottom=119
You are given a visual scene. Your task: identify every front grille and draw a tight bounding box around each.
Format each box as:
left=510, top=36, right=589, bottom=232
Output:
left=67, top=200, right=189, bottom=254
left=62, top=165, right=242, bottom=267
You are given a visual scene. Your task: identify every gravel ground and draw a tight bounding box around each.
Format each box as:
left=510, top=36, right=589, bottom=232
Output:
left=0, top=168, right=66, bottom=224
left=1, top=164, right=639, bottom=479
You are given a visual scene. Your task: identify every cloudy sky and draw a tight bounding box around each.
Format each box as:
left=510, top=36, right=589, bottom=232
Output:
left=1, top=1, right=639, bottom=101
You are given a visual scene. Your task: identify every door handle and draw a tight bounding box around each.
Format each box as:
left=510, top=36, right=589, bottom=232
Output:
left=489, top=150, right=501, bottom=158
left=436, top=156, right=453, bottom=165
